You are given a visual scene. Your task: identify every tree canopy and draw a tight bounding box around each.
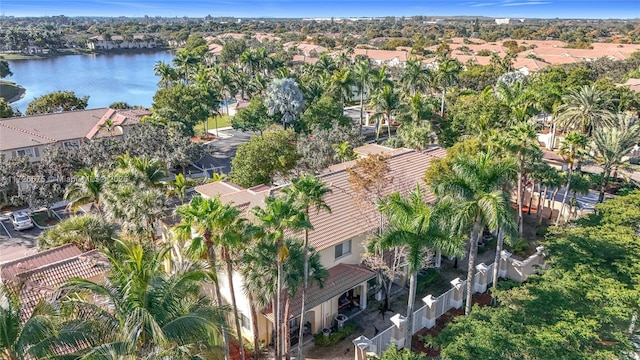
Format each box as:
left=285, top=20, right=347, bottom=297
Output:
left=25, top=91, right=89, bottom=115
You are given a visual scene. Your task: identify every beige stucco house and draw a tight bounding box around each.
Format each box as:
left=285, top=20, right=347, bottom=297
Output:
left=190, top=144, right=446, bottom=347
left=0, top=108, right=150, bottom=162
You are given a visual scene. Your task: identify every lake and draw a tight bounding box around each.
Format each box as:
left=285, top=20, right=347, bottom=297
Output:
left=7, top=51, right=175, bottom=113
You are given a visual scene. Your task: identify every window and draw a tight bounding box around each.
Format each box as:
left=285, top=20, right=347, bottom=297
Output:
left=62, top=139, right=80, bottom=151
left=15, top=148, right=35, bottom=158
left=335, top=240, right=352, bottom=259
left=240, top=313, right=251, bottom=331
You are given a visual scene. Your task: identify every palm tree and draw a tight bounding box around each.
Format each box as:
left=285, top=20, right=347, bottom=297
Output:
left=282, top=175, right=332, bottom=360
left=353, top=60, right=374, bottom=130
left=328, top=67, right=354, bottom=109
left=0, top=288, right=87, bottom=360
left=239, top=49, right=259, bottom=75
left=535, top=165, right=563, bottom=225
left=314, top=54, right=336, bottom=77
left=555, top=85, right=612, bottom=136
left=252, top=196, right=312, bottom=360
left=399, top=59, right=431, bottom=96
left=264, top=78, right=305, bottom=129
left=590, top=113, right=640, bottom=202
left=39, top=214, right=115, bottom=251
left=153, top=60, right=178, bottom=88
left=115, top=154, right=167, bottom=186
left=403, top=92, right=435, bottom=126
left=502, top=123, right=541, bottom=237
left=211, top=65, right=237, bottom=117
left=173, top=49, right=201, bottom=83
left=433, top=152, right=516, bottom=315
left=556, top=131, right=589, bottom=225
left=64, top=167, right=105, bottom=215
left=435, top=58, right=462, bottom=118
left=240, top=238, right=327, bottom=360
left=173, top=196, right=248, bottom=360
left=333, top=141, right=356, bottom=163
left=164, top=173, right=194, bottom=205
left=59, top=240, right=227, bottom=358
left=375, top=185, right=463, bottom=343
left=370, top=85, right=401, bottom=141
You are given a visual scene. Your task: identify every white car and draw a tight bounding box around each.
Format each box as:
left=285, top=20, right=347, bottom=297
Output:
left=10, top=212, right=34, bottom=231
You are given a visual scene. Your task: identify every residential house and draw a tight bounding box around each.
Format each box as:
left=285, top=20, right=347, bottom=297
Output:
left=0, top=244, right=109, bottom=320
left=189, top=145, right=447, bottom=346
left=284, top=42, right=328, bottom=57
left=620, top=78, right=640, bottom=93
left=87, top=34, right=159, bottom=50
left=351, top=49, right=409, bottom=67
left=0, top=108, right=151, bottom=162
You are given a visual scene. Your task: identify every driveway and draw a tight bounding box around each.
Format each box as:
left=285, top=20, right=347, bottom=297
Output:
left=196, top=128, right=254, bottom=174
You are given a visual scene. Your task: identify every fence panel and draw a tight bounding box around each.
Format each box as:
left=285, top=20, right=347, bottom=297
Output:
left=370, top=325, right=394, bottom=356
left=412, top=304, right=427, bottom=335
left=487, top=263, right=495, bottom=285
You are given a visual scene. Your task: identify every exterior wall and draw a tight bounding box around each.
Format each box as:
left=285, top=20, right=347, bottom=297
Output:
left=218, top=267, right=259, bottom=342
left=4, top=144, right=49, bottom=162
left=317, top=233, right=369, bottom=270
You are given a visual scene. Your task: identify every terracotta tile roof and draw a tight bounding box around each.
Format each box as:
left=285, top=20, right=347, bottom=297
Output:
left=622, top=78, right=640, bottom=93
left=354, top=144, right=411, bottom=156
left=85, top=108, right=150, bottom=139
left=352, top=49, right=408, bottom=62
left=0, top=245, right=109, bottom=319
left=292, top=55, right=319, bottom=65
left=263, top=263, right=375, bottom=321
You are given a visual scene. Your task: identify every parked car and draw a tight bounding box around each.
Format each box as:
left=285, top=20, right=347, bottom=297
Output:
left=9, top=212, right=34, bottom=231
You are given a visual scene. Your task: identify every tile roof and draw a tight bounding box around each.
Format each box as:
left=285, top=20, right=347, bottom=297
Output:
left=292, top=55, right=319, bottom=65
left=195, top=146, right=447, bottom=251
left=263, top=263, right=375, bottom=321
left=352, top=49, right=409, bottom=62
left=0, top=245, right=109, bottom=319
left=0, top=108, right=149, bottom=152
left=622, top=78, right=640, bottom=93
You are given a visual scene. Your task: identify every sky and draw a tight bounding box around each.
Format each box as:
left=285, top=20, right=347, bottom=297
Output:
left=2, top=0, right=639, bottom=19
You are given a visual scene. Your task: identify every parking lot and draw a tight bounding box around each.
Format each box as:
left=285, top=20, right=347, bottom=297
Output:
left=0, top=215, right=41, bottom=263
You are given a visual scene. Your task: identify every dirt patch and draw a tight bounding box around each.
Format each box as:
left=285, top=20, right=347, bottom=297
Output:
left=190, top=134, right=217, bottom=143
left=411, top=292, right=492, bottom=358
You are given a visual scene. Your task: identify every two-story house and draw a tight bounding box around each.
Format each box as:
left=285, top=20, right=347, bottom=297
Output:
left=190, top=144, right=446, bottom=346
left=0, top=108, right=151, bottom=162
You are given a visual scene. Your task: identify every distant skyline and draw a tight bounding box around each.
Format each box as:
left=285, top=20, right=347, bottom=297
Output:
left=2, top=0, right=639, bottom=19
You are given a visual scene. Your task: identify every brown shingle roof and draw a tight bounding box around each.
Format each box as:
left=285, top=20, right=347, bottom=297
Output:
left=263, top=263, right=375, bottom=321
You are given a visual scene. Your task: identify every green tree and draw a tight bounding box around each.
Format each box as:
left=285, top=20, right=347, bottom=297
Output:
left=152, top=83, right=219, bottom=137
left=300, top=94, right=352, bottom=132
left=153, top=60, right=178, bottom=89
left=556, top=85, right=612, bottom=136
left=435, top=58, right=462, bottom=118
left=64, top=167, right=105, bottom=215
left=60, top=240, right=227, bottom=359
left=556, top=131, right=589, bottom=225
left=370, top=85, right=401, bottom=140
left=0, top=60, right=12, bottom=79
left=373, top=344, right=426, bottom=360
left=0, top=98, right=17, bottom=118
left=432, top=153, right=516, bottom=315
left=264, top=78, right=305, bottom=129
left=229, top=127, right=299, bottom=188
left=282, top=175, right=332, bottom=360
left=590, top=113, right=640, bottom=203
left=25, top=90, right=89, bottom=115
left=399, top=59, right=432, bottom=96
left=252, top=196, right=312, bottom=360
left=375, top=186, right=463, bottom=343
left=231, top=95, right=277, bottom=135
left=353, top=60, right=374, bottom=131
left=39, top=214, right=115, bottom=251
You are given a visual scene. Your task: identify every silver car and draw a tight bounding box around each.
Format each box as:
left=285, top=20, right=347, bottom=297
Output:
left=10, top=212, right=34, bottom=231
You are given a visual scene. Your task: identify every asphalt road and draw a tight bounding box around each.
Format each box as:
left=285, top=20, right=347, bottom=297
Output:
left=0, top=217, right=40, bottom=263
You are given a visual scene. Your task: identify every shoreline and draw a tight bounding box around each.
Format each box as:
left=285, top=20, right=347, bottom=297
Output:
left=7, top=85, right=26, bottom=104
left=1, top=47, right=174, bottom=61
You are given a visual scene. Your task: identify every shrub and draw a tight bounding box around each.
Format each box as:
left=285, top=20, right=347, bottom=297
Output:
left=313, top=321, right=357, bottom=347
left=416, top=268, right=439, bottom=293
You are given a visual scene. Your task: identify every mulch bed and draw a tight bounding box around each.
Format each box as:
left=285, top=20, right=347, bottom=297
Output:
left=411, top=292, right=493, bottom=358
left=229, top=338, right=251, bottom=360
left=190, top=134, right=217, bottom=143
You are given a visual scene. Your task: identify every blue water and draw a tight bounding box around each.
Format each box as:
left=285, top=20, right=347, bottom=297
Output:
left=7, top=51, right=175, bottom=113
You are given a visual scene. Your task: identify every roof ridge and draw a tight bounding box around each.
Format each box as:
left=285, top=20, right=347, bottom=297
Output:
left=0, top=121, right=58, bottom=142
left=16, top=249, right=108, bottom=279
left=0, top=244, right=79, bottom=268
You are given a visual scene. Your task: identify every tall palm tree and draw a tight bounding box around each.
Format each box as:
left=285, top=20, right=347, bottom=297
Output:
left=556, top=131, right=589, bottom=225
left=502, top=123, right=541, bottom=237
left=282, top=175, right=332, bottom=360
left=314, top=54, right=336, bottom=77
left=64, top=167, right=105, bottom=215
left=115, top=154, right=167, bottom=187
left=252, top=196, right=312, bottom=360
left=239, top=49, right=258, bottom=75
left=535, top=165, right=563, bottom=225
left=370, top=85, right=401, bottom=141
left=328, top=67, right=354, bottom=109
left=399, top=59, right=432, bottom=96
left=240, top=238, right=327, bottom=360
left=590, top=113, right=640, bottom=202
left=555, top=85, right=612, bottom=136
left=173, top=196, right=249, bottom=360
left=433, top=152, right=516, bottom=315
left=59, top=240, right=227, bottom=359
left=353, top=60, right=374, bottom=131
left=173, top=49, right=201, bottom=83
left=375, top=185, right=463, bottom=343
left=435, top=58, right=462, bottom=118
left=153, top=60, right=178, bottom=89
left=403, top=92, right=435, bottom=126
left=211, top=65, right=237, bottom=117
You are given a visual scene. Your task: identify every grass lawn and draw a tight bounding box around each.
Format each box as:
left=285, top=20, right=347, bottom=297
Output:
left=0, top=53, right=47, bottom=60
left=0, top=80, right=24, bottom=102
left=30, top=210, right=61, bottom=228
left=193, top=115, right=233, bottom=135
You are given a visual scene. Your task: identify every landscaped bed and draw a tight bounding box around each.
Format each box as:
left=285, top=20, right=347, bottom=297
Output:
left=29, top=210, right=61, bottom=228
